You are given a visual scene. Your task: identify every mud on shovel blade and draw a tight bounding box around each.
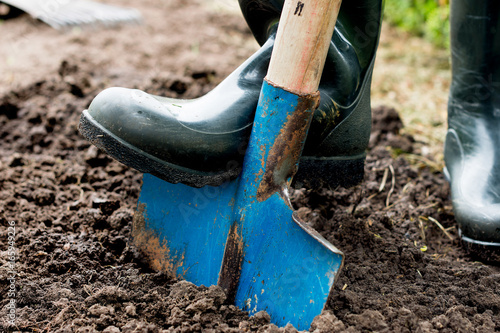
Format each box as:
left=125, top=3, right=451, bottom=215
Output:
left=133, top=0, right=344, bottom=329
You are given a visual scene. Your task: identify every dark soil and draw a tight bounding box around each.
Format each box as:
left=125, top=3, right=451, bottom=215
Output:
left=1, top=1, right=499, bottom=332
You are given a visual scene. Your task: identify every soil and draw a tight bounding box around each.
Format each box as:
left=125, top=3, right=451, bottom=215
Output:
left=1, top=0, right=499, bottom=332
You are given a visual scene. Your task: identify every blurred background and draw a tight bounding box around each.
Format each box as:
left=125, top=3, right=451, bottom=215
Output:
left=373, top=0, right=450, bottom=167
left=385, top=0, right=450, bottom=49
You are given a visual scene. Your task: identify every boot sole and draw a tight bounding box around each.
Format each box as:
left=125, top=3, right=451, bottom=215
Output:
left=79, top=110, right=241, bottom=188
left=460, top=230, right=500, bottom=263
left=80, top=110, right=364, bottom=189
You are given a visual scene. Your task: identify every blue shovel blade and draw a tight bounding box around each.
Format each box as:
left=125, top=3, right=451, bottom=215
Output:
left=134, top=173, right=343, bottom=329
left=134, top=173, right=239, bottom=287
left=233, top=190, right=344, bottom=329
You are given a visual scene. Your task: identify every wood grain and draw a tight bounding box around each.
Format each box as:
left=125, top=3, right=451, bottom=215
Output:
left=266, top=0, right=342, bottom=94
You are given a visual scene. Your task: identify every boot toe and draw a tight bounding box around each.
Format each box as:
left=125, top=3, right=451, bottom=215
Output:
left=85, top=87, right=181, bottom=166
left=87, top=87, right=175, bottom=142
left=80, top=87, right=245, bottom=187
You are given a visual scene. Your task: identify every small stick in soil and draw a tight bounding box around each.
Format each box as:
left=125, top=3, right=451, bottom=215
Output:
left=422, top=216, right=454, bottom=241
left=403, top=153, right=443, bottom=173
left=386, top=164, right=395, bottom=207
left=418, top=216, right=426, bottom=242
left=402, top=182, right=412, bottom=193
left=379, top=167, right=389, bottom=192
left=70, top=302, right=82, bottom=316
left=83, top=284, right=94, bottom=296
left=418, top=202, right=439, bottom=210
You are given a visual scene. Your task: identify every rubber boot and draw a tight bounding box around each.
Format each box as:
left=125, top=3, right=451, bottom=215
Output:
left=445, top=0, right=500, bottom=261
left=79, top=0, right=383, bottom=189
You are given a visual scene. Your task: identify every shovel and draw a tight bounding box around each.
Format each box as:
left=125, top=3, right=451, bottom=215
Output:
left=133, top=0, right=344, bottom=329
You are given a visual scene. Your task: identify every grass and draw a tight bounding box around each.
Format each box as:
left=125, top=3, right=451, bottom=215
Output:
left=371, top=23, right=451, bottom=166
left=384, top=0, right=450, bottom=50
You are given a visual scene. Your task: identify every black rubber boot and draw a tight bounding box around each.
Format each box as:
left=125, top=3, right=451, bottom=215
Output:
left=445, top=0, right=500, bottom=261
left=79, top=0, right=383, bottom=189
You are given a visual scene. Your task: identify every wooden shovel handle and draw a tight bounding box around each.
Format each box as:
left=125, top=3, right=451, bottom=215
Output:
left=266, top=0, right=342, bottom=94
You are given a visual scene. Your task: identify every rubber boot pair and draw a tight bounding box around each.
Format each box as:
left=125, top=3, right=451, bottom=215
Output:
left=445, top=0, right=500, bottom=260
left=79, top=0, right=384, bottom=189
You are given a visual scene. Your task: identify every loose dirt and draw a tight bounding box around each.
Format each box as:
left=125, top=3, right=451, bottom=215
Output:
left=1, top=0, right=499, bottom=332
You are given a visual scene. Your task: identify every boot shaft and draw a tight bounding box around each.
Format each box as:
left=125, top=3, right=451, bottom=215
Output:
left=450, top=0, right=500, bottom=112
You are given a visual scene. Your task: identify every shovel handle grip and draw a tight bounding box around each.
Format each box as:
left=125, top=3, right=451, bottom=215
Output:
left=266, top=0, right=342, bottom=94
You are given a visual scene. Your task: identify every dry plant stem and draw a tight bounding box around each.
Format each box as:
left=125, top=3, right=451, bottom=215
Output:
left=428, top=216, right=454, bottom=241
left=379, top=168, right=389, bottom=192
left=418, top=217, right=427, bottom=243
left=266, top=0, right=342, bottom=94
left=386, top=164, right=395, bottom=207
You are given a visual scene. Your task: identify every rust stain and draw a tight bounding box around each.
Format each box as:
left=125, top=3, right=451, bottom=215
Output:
left=133, top=203, right=185, bottom=278
left=218, top=221, right=245, bottom=304
left=259, top=144, right=266, bottom=168
left=254, top=168, right=264, bottom=183
left=257, top=91, right=320, bottom=201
